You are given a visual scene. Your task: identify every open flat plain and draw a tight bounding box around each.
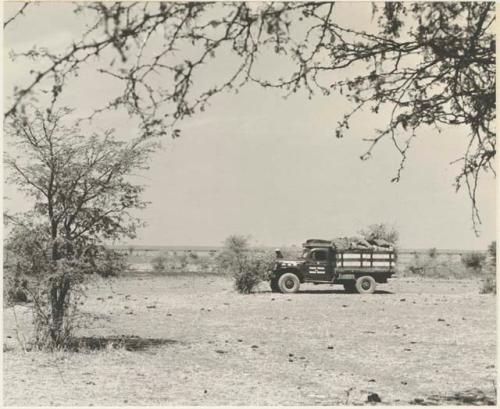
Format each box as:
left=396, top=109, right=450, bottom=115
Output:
left=3, top=274, right=496, bottom=405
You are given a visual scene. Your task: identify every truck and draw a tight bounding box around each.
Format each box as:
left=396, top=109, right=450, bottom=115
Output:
left=269, top=238, right=396, bottom=294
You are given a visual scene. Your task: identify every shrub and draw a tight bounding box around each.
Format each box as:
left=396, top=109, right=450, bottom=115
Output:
left=188, top=251, right=199, bottom=261
left=461, top=252, right=486, bottom=270
left=480, top=241, right=496, bottom=294
left=404, top=245, right=495, bottom=283
left=404, top=253, right=468, bottom=279
left=151, top=252, right=170, bottom=273
left=6, top=278, right=29, bottom=303
left=232, top=257, right=269, bottom=294
left=487, top=241, right=496, bottom=266
left=217, top=235, right=273, bottom=294
left=177, top=253, right=189, bottom=270
left=480, top=272, right=496, bottom=294
left=217, top=235, right=249, bottom=273
left=151, top=251, right=197, bottom=274
left=428, top=247, right=438, bottom=259
left=90, top=248, right=129, bottom=277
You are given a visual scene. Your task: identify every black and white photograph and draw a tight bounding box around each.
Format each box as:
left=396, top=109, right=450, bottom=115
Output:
left=2, top=1, right=497, bottom=406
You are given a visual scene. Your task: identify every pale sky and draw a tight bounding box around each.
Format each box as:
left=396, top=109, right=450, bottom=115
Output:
left=3, top=2, right=497, bottom=250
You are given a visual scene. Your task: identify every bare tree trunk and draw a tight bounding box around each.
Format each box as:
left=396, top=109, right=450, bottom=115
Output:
left=49, top=275, right=71, bottom=346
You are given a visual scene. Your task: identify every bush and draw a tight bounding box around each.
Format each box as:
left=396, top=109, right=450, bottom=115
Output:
left=461, top=252, right=486, bottom=270
left=480, top=272, right=496, bottom=294
left=488, top=241, right=496, bottom=261
left=404, top=252, right=468, bottom=279
left=177, top=253, right=189, bottom=270
left=481, top=241, right=496, bottom=294
left=428, top=247, right=438, bottom=259
left=232, top=257, right=270, bottom=294
left=151, top=252, right=170, bottom=273
left=404, top=245, right=495, bottom=283
left=6, top=278, right=29, bottom=303
left=151, top=252, right=195, bottom=274
left=90, top=248, right=129, bottom=277
left=217, top=235, right=273, bottom=294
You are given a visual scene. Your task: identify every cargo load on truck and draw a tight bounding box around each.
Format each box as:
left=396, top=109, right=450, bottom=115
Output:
left=305, top=237, right=395, bottom=251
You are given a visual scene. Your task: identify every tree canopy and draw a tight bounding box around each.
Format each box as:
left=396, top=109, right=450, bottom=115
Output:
left=4, top=2, right=496, bottom=232
left=5, top=108, right=155, bottom=252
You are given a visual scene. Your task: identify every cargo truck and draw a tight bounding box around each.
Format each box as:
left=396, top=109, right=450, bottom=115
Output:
left=269, top=238, right=396, bottom=294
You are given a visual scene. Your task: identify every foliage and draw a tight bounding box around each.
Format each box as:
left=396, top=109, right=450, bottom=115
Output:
left=232, top=257, right=271, bottom=294
left=428, top=247, right=438, bottom=259
left=90, top=248, right=130, bottom=278
left=4, top=2, right=495, bottom=231
left=487, top=240, right=496, bottom=265
left=151, top=253, right=169, bottom=274
left=216, top=235, right=251, bottom=275
left=461, top=252, right=486, bottom=271
left=481, top=240, right=496, bottom=294
left=217, top=235, right=273, bottom=294
left=151, top=252, right=201, bottom=274
left=151, top=252, right=178, bottom=274
left=358, top=223, right=399, bottom=246
left=4, top=221, right=53, bottom=279
left=480, top=273, right=496, bottom=295
left=4, top=107, right=154, bottom=348
left=6, top=277, right=29, bottom=304
left=405, top=254, right=469, bottom=280
left=404, top=249, right=492, bottom=282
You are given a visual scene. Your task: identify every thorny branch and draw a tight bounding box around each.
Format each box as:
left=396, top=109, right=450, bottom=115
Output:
left=4, top=2, right=30, bottom=29
left=4, top=2, right=496, bottom=234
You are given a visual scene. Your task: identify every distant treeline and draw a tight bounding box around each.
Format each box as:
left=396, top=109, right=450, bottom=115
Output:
left=112, top=246, right=489, bottom=278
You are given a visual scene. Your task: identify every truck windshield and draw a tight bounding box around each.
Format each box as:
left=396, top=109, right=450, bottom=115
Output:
left=300, top=249, right=310, bottom=259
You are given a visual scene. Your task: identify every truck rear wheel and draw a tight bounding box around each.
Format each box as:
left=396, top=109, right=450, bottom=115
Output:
left=278, top=273, right=300, bottom=293
left=355, top=276, right=376, bottom=294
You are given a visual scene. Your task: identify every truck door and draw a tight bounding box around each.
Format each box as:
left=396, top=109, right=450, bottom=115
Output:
left=304, top=248, right=333, bottom=281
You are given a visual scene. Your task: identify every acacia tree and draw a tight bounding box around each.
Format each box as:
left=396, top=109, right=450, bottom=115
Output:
left=4, top=2, right=495, bottom=231
left=4, top=107, right=156, bottom=347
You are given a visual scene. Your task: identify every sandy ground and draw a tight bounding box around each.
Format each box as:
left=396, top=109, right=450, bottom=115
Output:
left=3, top=275, right=496, bottom=405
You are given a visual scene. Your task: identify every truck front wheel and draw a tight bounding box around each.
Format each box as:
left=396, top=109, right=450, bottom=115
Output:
left=355, top=276, right=376, bottom=294
left=278, top=273, right=300, bottom=293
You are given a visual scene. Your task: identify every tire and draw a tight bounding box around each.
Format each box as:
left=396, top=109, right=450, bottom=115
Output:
left=270, top=279, right=280, bottom=293
left=343, top=283, right=357, bottom=293
left=355, top=276, right=376, bottom=294
left=278, top=273, right=300, bottom=293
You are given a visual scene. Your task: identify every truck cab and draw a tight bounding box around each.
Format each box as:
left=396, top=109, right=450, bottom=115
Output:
left=300, top=246, right=335, bottom=282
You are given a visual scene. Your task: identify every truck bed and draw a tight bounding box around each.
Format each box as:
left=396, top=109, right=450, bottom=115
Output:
left=335, top=250, right=395, bottom=269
